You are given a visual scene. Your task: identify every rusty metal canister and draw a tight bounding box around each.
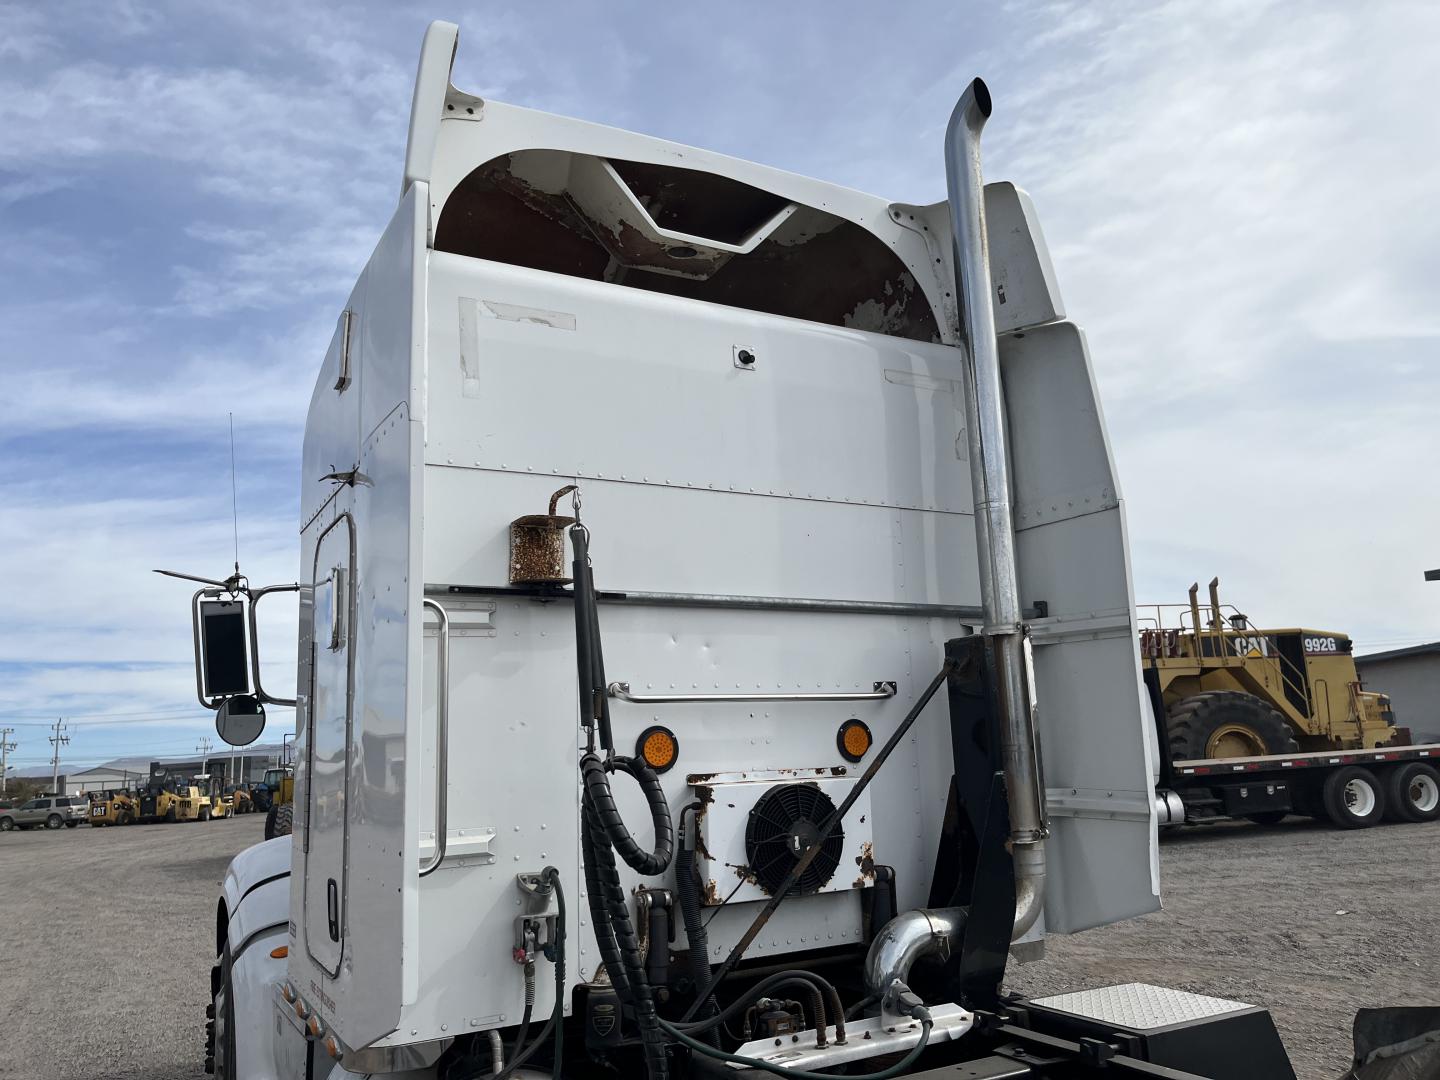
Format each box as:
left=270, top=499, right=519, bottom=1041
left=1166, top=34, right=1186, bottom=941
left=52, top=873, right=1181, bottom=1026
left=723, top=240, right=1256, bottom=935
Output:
left=508, top=485, right=578, bottom=585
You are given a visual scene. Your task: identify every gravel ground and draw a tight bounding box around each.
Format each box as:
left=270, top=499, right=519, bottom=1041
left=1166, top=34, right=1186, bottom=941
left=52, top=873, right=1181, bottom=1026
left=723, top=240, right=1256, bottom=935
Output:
left=0, top=814, right=265, bottom=1080
left=0, top=812, right=1435, bottom=1079
left=1006, top=816, right=1440, bottom=1080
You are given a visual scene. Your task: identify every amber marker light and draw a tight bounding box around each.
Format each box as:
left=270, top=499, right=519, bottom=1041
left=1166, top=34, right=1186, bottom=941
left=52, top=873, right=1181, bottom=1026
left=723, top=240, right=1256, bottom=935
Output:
left=837, top=719, right=872, bottom=763
left=636, top=726, right=680, bottom=773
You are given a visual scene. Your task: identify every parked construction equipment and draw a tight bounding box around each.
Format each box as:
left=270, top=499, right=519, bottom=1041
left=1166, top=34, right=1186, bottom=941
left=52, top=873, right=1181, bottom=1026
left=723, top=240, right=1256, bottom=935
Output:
left=1140, top=582, right=1440, bottom=829
left=86, top=789, right=139, bottom=826
left=1141, top=578, right=1397, bottom=759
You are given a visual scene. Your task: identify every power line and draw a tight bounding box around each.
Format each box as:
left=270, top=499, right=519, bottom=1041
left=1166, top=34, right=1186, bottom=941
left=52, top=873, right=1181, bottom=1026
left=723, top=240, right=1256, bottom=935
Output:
left=1, top=707, right=295, bottom=727
left=49, top=719, right=70, bottom=793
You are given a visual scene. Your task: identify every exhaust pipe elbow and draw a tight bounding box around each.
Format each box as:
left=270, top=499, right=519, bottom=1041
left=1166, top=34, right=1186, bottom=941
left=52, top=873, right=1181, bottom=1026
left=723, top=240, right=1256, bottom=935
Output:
left=1011, top=843, right=1046, bottom=940
left=864, top=907, right=967, bottom=997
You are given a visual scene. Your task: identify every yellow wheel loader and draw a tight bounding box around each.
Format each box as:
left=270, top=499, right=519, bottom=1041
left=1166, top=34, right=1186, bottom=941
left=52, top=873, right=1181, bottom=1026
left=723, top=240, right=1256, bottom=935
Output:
left=1141, top=578, right=1397, bottom=762
left=258, top=766, right=294, bottom=839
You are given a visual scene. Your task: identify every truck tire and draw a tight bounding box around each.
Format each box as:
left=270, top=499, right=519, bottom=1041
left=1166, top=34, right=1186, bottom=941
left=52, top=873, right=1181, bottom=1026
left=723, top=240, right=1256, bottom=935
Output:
left=1167, top=691, right=1301, bottom=761
left=263, top=803, right=293, bottom=841
left=1383, top=762, right=1440, bottom=823
left=205, top=941, right=237, bottom=1077
left=1321, top=766, right=1385, bottom=829
left=46, top=813, right=63, bottom=829
left=0, top=817, right=14, bottom=831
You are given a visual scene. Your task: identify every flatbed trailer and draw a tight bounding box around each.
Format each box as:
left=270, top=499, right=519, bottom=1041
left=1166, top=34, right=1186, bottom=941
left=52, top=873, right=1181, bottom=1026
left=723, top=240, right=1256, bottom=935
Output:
left=1147, top=671, right=1440, bottom=829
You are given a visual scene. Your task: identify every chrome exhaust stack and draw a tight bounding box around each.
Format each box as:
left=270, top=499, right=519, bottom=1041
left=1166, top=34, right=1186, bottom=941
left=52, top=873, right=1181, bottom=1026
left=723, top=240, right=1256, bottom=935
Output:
left=945, top=76, right=1049, bottom=943
left=862, top=79, right=1049, bottom=1005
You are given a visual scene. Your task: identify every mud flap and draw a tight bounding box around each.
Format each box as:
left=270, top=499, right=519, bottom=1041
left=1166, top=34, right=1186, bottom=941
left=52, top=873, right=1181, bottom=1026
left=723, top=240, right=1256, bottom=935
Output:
left=1343, top=1007, right=1440, bottom=1079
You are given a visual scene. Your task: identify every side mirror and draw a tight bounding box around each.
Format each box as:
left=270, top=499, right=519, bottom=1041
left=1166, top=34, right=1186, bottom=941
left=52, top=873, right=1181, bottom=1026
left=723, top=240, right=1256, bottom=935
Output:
left=197, top=597, right=251, bottom=699
left=182, top=581, right=301, bottom=711
left=217, top=695, right=266, bottom=747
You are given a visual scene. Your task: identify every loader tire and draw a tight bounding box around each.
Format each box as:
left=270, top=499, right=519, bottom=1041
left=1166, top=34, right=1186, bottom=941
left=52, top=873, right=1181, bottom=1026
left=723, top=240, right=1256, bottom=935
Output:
left=1167, top=691, right=1300, bottom=762
left=166, top=807, right=178, bottom=823
left=1383, top=762, right=1440, bottom=823
left=264, top=803, right=293, bottom=841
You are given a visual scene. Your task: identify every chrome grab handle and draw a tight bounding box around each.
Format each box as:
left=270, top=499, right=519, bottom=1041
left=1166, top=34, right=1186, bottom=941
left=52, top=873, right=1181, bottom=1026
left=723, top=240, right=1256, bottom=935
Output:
left=420, top=598, right=450, bottom=877
left=607, top=681, right=897, bottom=705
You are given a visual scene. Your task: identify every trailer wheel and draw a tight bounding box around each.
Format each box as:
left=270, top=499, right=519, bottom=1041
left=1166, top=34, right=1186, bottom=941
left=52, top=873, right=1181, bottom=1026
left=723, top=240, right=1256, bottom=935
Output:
left=1383, top=762, right=1440, bottom=823
left=1321, top=766, right=1385, bottom=828
left=1167, top=691, right=1301, bottom=761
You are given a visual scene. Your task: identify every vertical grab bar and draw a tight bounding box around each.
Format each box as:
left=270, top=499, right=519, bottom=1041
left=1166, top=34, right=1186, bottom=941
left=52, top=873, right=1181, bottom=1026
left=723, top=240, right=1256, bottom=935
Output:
left=420, top=598, right=450, bottom=877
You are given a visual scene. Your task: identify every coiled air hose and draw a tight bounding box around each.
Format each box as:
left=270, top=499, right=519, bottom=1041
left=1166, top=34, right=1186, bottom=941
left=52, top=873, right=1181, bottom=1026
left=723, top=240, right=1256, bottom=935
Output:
left=571, top=517, right=674, bottom=1080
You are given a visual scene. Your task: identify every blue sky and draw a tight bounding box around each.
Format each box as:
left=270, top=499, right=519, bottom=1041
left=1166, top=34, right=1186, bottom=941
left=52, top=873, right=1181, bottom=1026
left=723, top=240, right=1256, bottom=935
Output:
left=2, top=0, right=1437, bottom=769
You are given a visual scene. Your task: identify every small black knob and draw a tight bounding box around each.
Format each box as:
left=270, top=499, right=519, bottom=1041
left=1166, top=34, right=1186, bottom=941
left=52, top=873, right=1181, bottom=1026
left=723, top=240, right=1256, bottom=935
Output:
left=737, top=349, right=755, bottom=365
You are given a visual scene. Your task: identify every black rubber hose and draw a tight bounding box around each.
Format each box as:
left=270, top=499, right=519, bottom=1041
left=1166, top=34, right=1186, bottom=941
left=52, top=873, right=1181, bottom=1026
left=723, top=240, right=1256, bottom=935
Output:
left=676, top=804, right=720, bottom=1043
left=646, top=897, right=669, bottom=990
left=583, top=794, right=668, bottom=1080
left=580, top=807, right=631, bottom=999
left=580, top=753, right=673, bottom=877
left=546, top=867, right=566, bottom=1080
left=510, top=959, right=535, bottom=1064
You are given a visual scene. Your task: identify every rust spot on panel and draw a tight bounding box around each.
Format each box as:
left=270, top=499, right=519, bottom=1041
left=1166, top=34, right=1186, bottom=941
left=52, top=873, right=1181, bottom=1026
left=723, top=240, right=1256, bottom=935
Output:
left=727, top=863, right=758, bottom=885
left=852, top=840, right=876, bottom=889
left=703, top=879, right=722, bottom=906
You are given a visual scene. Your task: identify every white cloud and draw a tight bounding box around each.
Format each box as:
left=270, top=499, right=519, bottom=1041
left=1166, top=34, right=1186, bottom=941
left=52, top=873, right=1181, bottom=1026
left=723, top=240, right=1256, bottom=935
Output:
left=1, top=0, right=1435, bottom=758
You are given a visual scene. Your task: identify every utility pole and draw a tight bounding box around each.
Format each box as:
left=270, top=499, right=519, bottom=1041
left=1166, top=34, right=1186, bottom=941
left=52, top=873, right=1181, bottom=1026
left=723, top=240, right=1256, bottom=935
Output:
left=0, top=728, right=15, bottom=795
left=196, top=737, right=213, bottom=777
left=49, top=719, right=70, bottom=795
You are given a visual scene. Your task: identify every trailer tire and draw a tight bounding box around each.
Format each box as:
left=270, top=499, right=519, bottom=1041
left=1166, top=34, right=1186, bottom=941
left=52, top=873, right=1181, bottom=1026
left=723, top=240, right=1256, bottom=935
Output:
left=1321, top=766, right=1385, bottom=829
left=263, top=803, right=293, bottom=841
left=1383, top=762, right=1440, bottom=824
left=1167, top=691, right=1301, bottom=761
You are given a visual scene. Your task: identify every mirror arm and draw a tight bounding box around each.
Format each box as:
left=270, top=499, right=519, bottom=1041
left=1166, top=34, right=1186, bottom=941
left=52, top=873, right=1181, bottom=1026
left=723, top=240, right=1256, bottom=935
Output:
left=249, top=583, right=301, bottom=707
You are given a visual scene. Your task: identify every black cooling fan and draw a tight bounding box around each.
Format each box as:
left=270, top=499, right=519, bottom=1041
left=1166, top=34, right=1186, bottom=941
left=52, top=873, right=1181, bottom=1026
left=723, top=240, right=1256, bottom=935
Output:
left=744, top=784, right=843, bottom=896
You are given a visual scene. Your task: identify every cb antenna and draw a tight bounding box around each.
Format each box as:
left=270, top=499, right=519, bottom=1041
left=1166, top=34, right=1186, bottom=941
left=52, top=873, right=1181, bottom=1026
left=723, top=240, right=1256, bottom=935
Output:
left=229, top=412, right=240, bottom=577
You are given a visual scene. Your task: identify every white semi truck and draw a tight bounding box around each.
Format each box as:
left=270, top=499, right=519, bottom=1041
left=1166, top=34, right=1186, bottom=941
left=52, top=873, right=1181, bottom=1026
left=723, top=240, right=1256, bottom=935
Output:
left=179, top=20, right=1316, bottom=1080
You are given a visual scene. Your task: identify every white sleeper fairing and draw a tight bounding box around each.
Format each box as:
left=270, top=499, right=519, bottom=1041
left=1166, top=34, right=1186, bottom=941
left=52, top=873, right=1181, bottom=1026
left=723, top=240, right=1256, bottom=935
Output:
left=225, top=19, right=1160, bottom=1077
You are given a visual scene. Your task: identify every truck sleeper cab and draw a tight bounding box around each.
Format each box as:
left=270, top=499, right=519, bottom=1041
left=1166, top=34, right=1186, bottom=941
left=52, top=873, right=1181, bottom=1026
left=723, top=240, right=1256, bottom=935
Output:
left=206, top=20, right=1303, bottom=1080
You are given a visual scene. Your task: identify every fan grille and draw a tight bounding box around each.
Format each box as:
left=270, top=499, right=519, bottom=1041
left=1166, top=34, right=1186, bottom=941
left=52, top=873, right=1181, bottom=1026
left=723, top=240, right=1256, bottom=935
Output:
left=744, top=784, right=843, bottom=896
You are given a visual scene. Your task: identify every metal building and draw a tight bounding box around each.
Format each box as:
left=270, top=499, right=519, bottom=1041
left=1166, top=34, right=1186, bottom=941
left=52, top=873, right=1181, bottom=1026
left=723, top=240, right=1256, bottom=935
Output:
left=1356, top=642, right=1440, bottom=742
